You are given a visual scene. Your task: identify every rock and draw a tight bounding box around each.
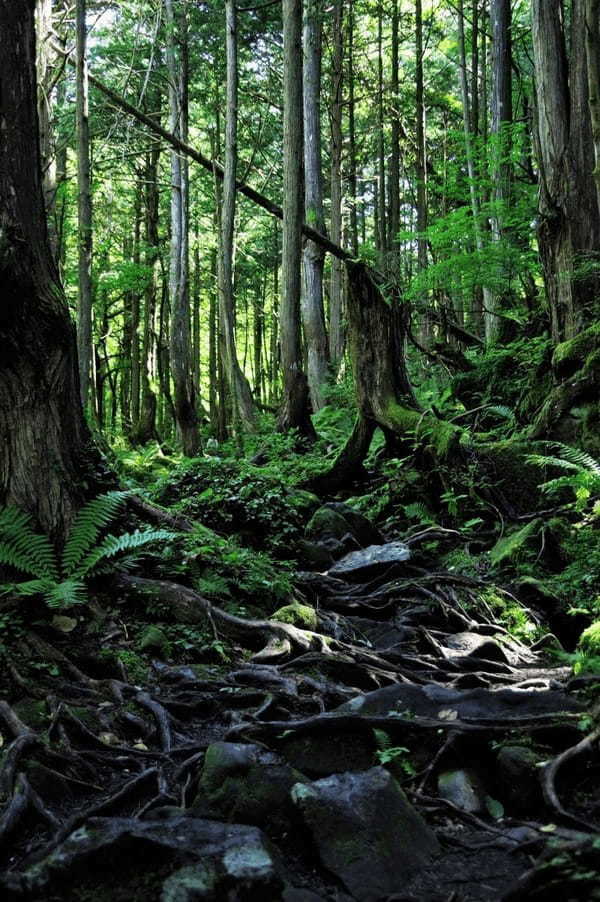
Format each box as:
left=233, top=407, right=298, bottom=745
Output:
left=1, top=816, right=282, bottom=900
left=496, top=745, right=543, bottom=815
left=444, top=631, right=512, bottom=665
left=437, top=768, right=487, bottom=813
left=279, top=729, right=375, bottom=777
left=296, top=539, right=334, bottom=571
left=139, top=625, right=171, bottom=656
left=321, top=502, right=384, bottom=547
left=51, top=614, right=78, bottom=633
left=192, top=742, right=305, bottom=832
left=291, top=767, right=439, bottom=901
left=338, top=681, right=584, bottom=722
left=328, top=541, right=411, bottom=582
left=306, top=506, right=355, bottom=543
left=271, top=602, right=318, bottom=630
left=305, top=503, right=383, bottom=558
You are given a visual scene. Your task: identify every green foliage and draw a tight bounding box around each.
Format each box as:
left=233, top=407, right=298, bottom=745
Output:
left=0, top=494, right=173, bottom=610
left=528, top=442, right=600, bottom=512
left=373, top=730, right=416, bottom=776
left=152, top=524, right=294, bottom=612
left=153, top=455, right=315, bottom=555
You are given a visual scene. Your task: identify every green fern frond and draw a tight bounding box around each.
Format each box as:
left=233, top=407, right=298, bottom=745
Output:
left=62, top=491, right=131, bottom=576
left=74, top=529, right=173, bottom=577
left=3, top=578, right=55, bottom=597
left=43, top=579, right=87, bottom=609
left=486, top=405, right=515, bottom=422
left=0, top=507, right=58, bottom=580
left=527, top=454, right=581, bottom=472
left=533, top=442, right=600, bottom=474
left=403, top=502, right=434, bottom=524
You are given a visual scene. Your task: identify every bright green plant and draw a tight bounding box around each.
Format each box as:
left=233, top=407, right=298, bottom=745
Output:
left=0, top=492, right=173, bottom=609
left=527, top=443, right=600, bottom=512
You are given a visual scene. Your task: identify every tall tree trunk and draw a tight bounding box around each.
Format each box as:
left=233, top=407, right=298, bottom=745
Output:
left=35, top=0, right=57, bottom=250
left=532, top=0, right=600, bottom=342
left=165, top=0, right=198, bottom=454
left=76, top=0, right=93, bottom=410
left=415, top=0, right=429, bottom=341
left=302, top=0, right=329, bottom=411
left=457, top=0, right=494, bottom=335
left=0, top=0, right=103, bottom=541
left=585, top=0, right=600, bottom=213
left=278, top=0, right=316, bottom=439
left=329, top=0, right=344, bottom=369
left=388, top=0, right=401, bottom=268
left=219, top=0, right=257, bottom=433
left=376, top=5, right=387, bottom=265
left=347, top=2, right=359, bottom=256
left=487, top=0, right=512, bottom=342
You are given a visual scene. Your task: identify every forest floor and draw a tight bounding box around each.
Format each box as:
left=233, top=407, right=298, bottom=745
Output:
left=0, top=468, right=599, bottom=901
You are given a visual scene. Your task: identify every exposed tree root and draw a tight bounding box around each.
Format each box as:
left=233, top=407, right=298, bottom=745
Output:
left=540, top=726, right=600, bottom=830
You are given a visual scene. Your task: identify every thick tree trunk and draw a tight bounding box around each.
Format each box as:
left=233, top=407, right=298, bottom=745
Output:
left=302, top=0, right=329, bottom=411
left=0, top=0, right=103, bottom=541
left=165, top=0, right=198, bottom=455
left=584, top=0, right=600, bottom=216
left=76, top=0, right=93, bottom=410
left=278, top=0, right=316, bottom=440
left=219, top=0, right=257, bottom=433
left=532, top=0, right=600, bottom=342
left=388, top=0, right=400, bottom=268
left=347, top=3, right=359, bottom=256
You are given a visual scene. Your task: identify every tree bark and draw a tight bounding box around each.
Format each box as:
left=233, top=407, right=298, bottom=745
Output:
left=76, top=0, right=93, bottom=410
left=328, top=0, right=345, bottom=368
left=584, top=0, right=600, bottom=215
left=487, top=0, right=512, bottom=343
left=415, top=0, right=429, bottom=341
left=278, top=0, right=316, bottom=440
left=218, top=0, right=257, bottom=435
left=165, top=0, right=199, bottom=455
left=0, top=0, right=103, bottom=541
left=532, top=0, right=600, bottom=342
left=302, top=0, right=329, bottom=411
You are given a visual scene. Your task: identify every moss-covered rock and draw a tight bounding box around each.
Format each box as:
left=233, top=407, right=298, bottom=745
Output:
left=552, top=323, right=600, bottom=378
left=138, top=625, right=171, bottom=657
left=271, top=602, right=318, bottom=630
left=192, top=742, right=306, bottom=834
left=477, top=440, right=549, bottom=515
left=578, top=621, right=600, bottom=656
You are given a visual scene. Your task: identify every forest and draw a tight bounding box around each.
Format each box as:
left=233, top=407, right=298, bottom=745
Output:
left=0, top=0, right=599, bottom=898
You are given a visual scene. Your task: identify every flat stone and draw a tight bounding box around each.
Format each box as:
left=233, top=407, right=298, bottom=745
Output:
left=2, top=816, right=281, bottom=900
left=337, top=681, right=584, bottom=722
left=291, top=767, right=439, bottom=901
left=328, top=542, right=411, bottom=581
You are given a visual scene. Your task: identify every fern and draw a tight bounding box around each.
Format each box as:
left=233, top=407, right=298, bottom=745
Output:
left=74, top=529, right=174, bottom=578
left=62, top=491, right=131, bottom=575
left=0, top=495, right=174, bottom=611
left=527, top=443, right=600, bottom=511
left=0, top=507, right=58, bottom=580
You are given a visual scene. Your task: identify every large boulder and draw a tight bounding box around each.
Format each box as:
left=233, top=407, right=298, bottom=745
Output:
left=328, top=541, right=411, bottom=582
left=291, top=767, right=439, bottom=901
left=338, top=681, right=584, bottom=722
left=192, top=742, right=305, bottom=833
left=0, top=816, right=282, bottom=901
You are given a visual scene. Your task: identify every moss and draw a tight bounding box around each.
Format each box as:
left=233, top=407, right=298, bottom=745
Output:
left=271, top=602, right=318, bottom=630
left=383, top=400, right=464, bottom=459
left=552, top=323, right=600, bottom=377
left=490, top=519, right=542, bottom=567
left=477, top=440, right=547, bottom=514
left=13, top=699, right=48, bottom=731
left=138, top=625, right=171, bottom=657
left=578, top=621, right=600, bottom=656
